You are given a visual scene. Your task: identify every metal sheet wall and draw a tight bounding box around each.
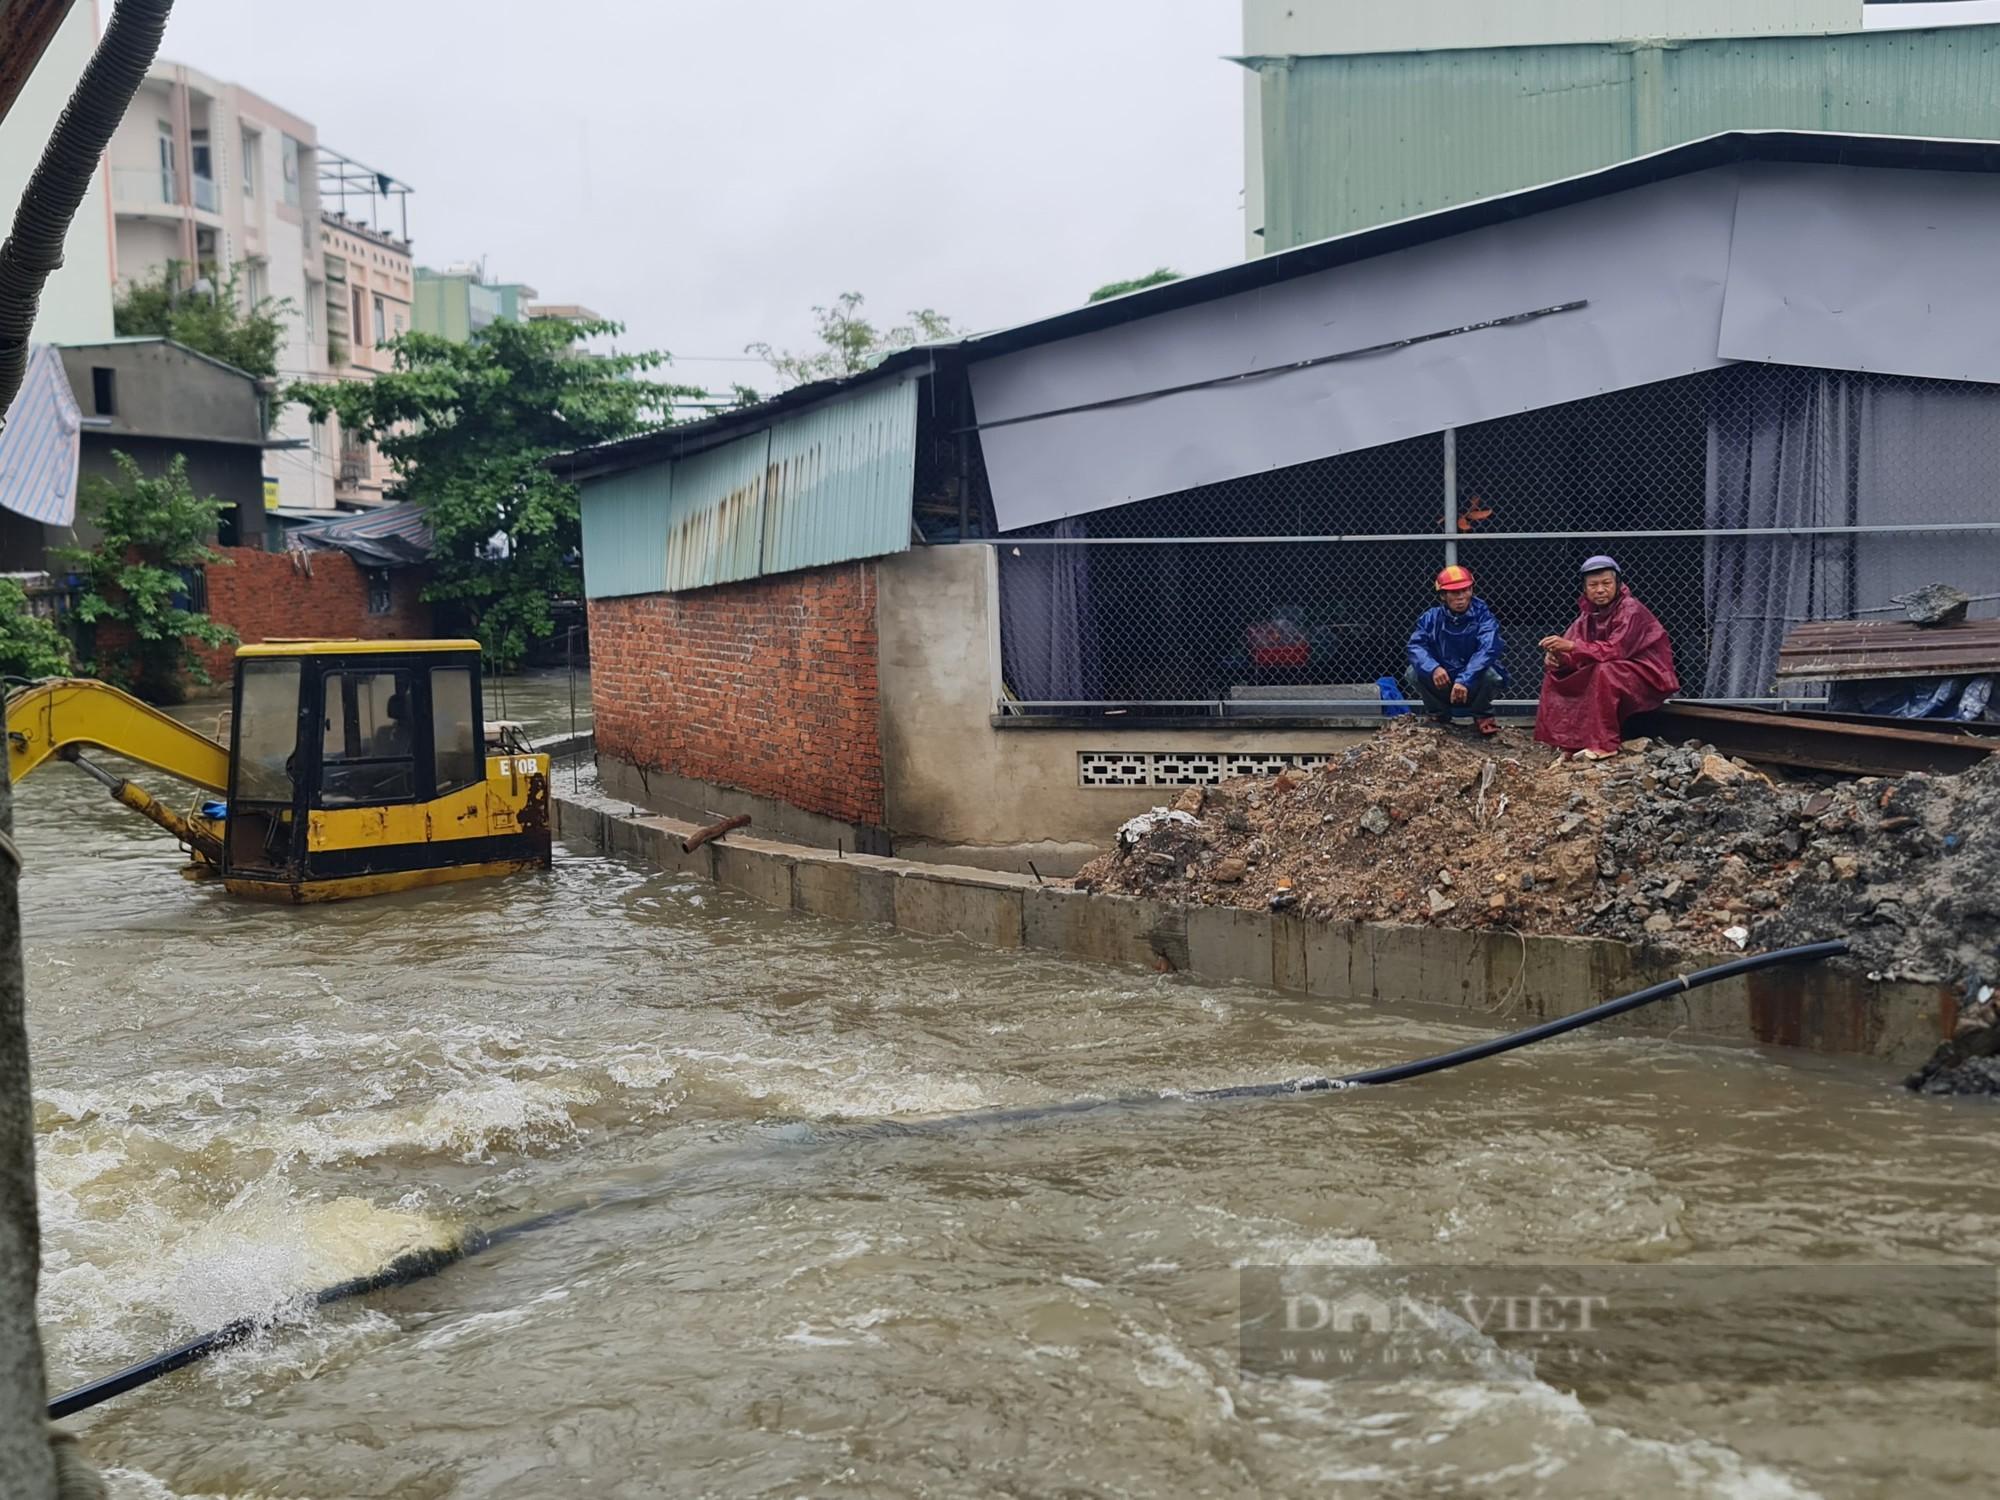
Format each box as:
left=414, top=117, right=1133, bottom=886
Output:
left=1242, top=0, right=1859, bottom=58
left=578, top=377, right=918, bottom=597
left=578, top=463, right=672, bottom=600
left=660, top=430, right=771, bottom=593
left=1259, top=25, right=2000, bottom=250
left=762, top=379, right=918, bottom=576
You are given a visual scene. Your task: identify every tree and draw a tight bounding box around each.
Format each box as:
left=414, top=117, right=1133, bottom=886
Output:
left=748, top=291, right=956, bottom=388
left=115, top=261, right=291, bottom=385
left=1088, top=268, right=1183, bottom=303
left=288, top=318, right=694, bottom=667
left=55, top=452, right=237, bottom=703
left=0, top=581, right=72, bottom=681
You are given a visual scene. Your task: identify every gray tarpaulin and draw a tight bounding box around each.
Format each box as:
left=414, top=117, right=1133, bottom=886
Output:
left=969, top=162, right=2000, bottom=532
left=969, top=171, right=1741, bottom=530
left=1718, top=163, right=2000, bottom=385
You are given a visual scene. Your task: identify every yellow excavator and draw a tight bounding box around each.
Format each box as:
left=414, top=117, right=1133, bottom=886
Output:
left=5, top=639, right=551, bottom=903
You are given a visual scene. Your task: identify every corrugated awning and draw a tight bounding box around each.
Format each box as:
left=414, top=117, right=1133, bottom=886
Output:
left=0, top=344, right=81, bottom=527
left=285, top=501, right=433, bottom=568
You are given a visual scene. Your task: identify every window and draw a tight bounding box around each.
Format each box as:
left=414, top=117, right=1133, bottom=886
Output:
left=394, top=312, right=405, bottom=333
left=240, top=126, right=259, bottom=197
left=351, top=285, right=364, bottom=345
left=320, top=670, right=416, bottom=804
left=304, top=288, right=316, bottom=342
left=310, top=418, right=325, bottom=458
left=236, top=660, right=302, bottom=802
left=90, top=367, right=115, bottom=416
left=156, top=121, right=176, bottom=202
left=244, top=260, right=265, bottom=308
left=372, top=296, right=386, bottom=345
left=280, top=134, right=301, bottom=206
left=431, top=666, right=480, bottom=793
left=366, top=568, right=392, bottom=615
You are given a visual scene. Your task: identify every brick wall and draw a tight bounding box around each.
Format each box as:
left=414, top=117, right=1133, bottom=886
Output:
left=588, top=562, right=885, bottom=827
left=195, top=546, right=431, bottom=679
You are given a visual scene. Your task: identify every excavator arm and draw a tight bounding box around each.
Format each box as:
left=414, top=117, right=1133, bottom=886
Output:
left=5, top=678, right=231, bottom=792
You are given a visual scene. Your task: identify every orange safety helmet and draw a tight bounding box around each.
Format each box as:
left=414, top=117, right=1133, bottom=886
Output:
left=1434, top=565, right=1475, bottom=592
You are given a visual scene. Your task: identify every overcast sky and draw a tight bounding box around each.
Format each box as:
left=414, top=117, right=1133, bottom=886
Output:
left=156, top=0, right=1246, bottom=394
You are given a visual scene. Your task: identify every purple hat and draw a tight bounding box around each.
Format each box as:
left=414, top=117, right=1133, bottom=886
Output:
left=1581, top=554, right=1621, bottom=575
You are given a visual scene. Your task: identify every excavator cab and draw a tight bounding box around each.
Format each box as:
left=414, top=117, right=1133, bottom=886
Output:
left=5, top=640, right=551, bottom=903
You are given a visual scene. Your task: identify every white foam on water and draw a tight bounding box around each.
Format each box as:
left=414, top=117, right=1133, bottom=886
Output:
left=411, top=1286, right=573, bottom=1352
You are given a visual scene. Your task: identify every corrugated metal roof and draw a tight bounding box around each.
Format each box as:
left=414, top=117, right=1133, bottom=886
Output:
left=555, top=131, right=2000, bottom=484
left=1776, top=619, right=2000, bottom=678
left=286, top=501, right=433, bottom=568
left=761, top=379, right=917, bottom=576
left=1259, top=27, right=2000, bottom=249
left=578, top=463, right=671, bottom=599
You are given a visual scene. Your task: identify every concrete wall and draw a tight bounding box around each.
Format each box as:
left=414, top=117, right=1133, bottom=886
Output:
left=58, top=341, right=263, bottom=445
left=875, top=544, right=1370, bottom=874
left=555, top=795, right=1951, bottom=1070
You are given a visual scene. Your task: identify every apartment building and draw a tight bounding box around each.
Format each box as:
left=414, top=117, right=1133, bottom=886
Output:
left=320, top=149, right=414, bottom=506
left=105, top=62, right=332, bottom=510
left=104, top=62, right=416, bottom=516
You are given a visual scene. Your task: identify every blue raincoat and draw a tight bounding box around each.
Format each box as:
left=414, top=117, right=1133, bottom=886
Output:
left=1407, top=599, right=1509, bottom=686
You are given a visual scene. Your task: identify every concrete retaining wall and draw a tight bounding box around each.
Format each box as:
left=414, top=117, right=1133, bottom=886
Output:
left=555, top=795, right=1949, bottom=1069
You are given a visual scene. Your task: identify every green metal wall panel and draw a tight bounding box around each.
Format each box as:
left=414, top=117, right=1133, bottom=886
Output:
left=578, top=463, right=672, bottom=600
left=761, top=378, right=919, bottom=577
left=660, top=430, right=771, bottom=593
left=1262, top=26, right=2000, bottom=250
left=575, top=378, right=919, bottom=599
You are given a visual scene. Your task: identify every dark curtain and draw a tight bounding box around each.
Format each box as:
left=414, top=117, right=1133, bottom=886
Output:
left=998, top=517, right=1101, bottom=703
left=1705, top=368, right=2000, bottom=698
left=1703, top=370, right=1857, bottom=698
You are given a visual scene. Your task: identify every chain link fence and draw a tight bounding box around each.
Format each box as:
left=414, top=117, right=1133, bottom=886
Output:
left=984, top=364, right=2000, bottom=715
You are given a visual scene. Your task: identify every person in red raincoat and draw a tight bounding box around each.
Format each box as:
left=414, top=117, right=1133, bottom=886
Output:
left=1534, top=555, right=1679, bottom=759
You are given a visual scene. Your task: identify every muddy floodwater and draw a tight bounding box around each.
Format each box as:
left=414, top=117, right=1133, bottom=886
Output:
left=20, top=674, right=2000, bottom=1498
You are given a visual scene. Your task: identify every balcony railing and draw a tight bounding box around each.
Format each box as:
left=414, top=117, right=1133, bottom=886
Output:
left=336, top=458, right=369, bottom=490
left=191, top=174, right=218, bottom=212
left=112, top=165, right=176, bottom=208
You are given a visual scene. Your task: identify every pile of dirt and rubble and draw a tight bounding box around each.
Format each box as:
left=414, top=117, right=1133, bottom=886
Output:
left=1076, top=717, right=2000, bottom=1090
left=1074, top=717, right=1994, bottom=968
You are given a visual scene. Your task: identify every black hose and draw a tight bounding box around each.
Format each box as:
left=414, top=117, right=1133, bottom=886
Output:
left=0, top=0, right=176, bottom=417
left=47, top=939, right=1846, bottom=1420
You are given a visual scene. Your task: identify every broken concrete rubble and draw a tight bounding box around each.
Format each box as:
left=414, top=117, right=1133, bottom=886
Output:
left=1073, top=717, right=2000, bottom=1092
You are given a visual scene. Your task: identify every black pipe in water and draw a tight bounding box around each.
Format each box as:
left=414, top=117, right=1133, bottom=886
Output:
left=48, top=939, right=1847, bottom=1421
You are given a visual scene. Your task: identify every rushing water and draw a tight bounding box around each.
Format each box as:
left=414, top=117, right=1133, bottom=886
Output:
left=18, top=673, right=2000, bottom=1498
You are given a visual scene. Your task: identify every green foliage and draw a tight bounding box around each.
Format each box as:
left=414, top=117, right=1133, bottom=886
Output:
left=54, top=453, right=236, bottom=703
left=0, top=579, right=73, bottom=681
left=114, top=261, right=292, bottom=384
left=1087, top=267, right=1183, bottom=303
left=747, top=292, right=957, bottom=388
left=286, top=317, right=696, bottom=668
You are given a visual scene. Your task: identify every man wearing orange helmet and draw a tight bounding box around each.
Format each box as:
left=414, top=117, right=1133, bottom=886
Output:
left=1403, top=564, right=1508, bottom=736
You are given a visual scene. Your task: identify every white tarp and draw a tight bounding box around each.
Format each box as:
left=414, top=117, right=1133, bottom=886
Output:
left=0, top=344, right=80, bottom=527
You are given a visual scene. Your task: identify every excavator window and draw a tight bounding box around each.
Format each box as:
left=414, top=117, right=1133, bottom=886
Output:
left=431, top=665, right=480, bottom=793
left=235, top=660, right=302, bottom=802
left=320, top=669, right=417, bottom=805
